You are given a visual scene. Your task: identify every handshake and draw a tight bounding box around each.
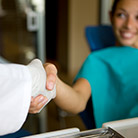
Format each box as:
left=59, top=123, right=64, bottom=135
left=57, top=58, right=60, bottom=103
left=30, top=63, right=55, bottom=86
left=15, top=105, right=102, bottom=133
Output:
left=27, top=59, right=57, bottom=113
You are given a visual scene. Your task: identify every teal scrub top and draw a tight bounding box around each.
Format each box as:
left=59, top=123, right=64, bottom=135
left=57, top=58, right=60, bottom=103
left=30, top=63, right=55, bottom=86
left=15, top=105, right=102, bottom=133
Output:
left=75, top=46, right=138, bottom=128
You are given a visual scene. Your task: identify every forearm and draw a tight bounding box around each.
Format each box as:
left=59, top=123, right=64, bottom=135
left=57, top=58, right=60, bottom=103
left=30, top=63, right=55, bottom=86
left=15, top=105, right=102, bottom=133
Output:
left=29, top=62, right=91, bottom=114
left=54, top=77, right=88, bottom=114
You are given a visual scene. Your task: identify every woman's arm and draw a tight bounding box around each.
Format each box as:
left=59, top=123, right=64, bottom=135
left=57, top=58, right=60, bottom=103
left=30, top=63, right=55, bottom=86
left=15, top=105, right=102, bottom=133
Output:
left=29, top=63, right=91, bottom=114
left=54, top=77, right=91, bottom=114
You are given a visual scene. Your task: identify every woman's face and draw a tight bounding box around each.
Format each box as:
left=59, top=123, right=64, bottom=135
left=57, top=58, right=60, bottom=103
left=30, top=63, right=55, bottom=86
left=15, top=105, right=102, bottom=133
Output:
left=110, top=0, right=138, bottom=48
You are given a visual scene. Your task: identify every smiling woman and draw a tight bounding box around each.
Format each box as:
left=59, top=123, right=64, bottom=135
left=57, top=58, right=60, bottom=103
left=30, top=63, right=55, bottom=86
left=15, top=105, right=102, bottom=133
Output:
left=30, top=0, right=138, bottom=130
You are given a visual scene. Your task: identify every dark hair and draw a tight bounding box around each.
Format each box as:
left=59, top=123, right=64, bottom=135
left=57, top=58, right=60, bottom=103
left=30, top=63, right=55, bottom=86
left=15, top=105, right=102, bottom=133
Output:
left=111, top=0, right=120, bottom=16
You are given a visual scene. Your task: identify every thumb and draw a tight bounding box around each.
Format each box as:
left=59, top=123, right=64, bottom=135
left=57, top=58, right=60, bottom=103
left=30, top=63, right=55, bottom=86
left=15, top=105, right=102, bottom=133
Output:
left=44, top=63, right=57, bottom=90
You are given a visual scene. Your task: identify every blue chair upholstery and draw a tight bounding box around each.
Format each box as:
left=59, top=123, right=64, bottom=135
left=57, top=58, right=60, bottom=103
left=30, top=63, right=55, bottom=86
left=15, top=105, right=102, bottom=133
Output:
left=85, top=25, right=115, bottom=51
left=79, top=97, right=96, bottom=129
left=79, top=25, right=115, bottom=129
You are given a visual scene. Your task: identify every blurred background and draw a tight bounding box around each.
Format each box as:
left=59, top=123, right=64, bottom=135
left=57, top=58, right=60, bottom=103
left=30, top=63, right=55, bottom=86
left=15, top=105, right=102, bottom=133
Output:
left=0, top=0, right=113, bottom=136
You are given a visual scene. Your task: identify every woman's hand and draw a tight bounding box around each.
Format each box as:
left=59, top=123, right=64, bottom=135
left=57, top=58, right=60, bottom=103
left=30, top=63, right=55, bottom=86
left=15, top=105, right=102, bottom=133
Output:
left=43, top=63, right=57, bottom=90
left=29, top=95, right=48, bottom=113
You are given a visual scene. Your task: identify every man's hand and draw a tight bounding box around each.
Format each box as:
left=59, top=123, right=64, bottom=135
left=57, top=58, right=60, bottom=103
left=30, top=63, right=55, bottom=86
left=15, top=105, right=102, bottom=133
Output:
left=29, top=63, right=57, bottom=113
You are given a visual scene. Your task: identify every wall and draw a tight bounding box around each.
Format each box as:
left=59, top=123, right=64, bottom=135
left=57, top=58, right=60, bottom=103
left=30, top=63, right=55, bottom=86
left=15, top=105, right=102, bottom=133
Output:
left=68, top=0, right=100, bottom=77
left=100, top=0, right=113, bottom=24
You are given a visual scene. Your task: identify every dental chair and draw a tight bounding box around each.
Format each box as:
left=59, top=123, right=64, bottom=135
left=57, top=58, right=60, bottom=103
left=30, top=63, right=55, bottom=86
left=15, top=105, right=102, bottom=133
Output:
left=85, top=25, right=115, bottom=51
left=79, top=25, right=115, bottom=129
left=79, top=25, right=138, bottom=138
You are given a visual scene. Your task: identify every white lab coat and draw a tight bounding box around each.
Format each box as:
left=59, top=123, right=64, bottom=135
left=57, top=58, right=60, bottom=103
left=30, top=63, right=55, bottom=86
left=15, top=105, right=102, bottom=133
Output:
left=0, top=63, right=32, bottom=135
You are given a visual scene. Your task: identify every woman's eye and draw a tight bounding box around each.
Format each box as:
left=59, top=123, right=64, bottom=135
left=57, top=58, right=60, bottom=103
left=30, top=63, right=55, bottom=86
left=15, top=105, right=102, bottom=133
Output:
left=116, top=13, right=126, bottom=19
left=135, top=15, right=138, bottom=21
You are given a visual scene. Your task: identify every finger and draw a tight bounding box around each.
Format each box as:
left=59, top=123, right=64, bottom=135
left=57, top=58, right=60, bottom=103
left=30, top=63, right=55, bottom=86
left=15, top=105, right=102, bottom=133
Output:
left=44, top=63, right=57, bottom=90
left=29, top=95, right=48, bottom=113
left=36, top=98, right=48, bottom=111
left=44, top=63, right=57, bottom=75
left=29, top=99, right=48, bottom=113
left=33, top=95, right=46, bottom=105
left=30, top=95, right=46, bottom=109
left=29, top=107, right=38, bottom=114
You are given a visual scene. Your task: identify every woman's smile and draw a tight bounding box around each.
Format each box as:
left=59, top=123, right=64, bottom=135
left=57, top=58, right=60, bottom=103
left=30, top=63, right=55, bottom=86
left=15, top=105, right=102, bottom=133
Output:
left=120, top=30, right=136, bottom=39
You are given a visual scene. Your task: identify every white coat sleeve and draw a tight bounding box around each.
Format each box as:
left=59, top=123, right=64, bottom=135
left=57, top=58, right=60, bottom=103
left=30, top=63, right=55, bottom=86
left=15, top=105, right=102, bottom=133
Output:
left=0, top=63, right=32, bottom=135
